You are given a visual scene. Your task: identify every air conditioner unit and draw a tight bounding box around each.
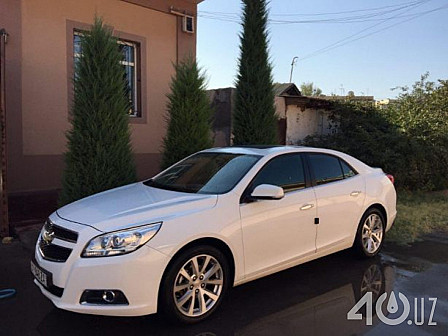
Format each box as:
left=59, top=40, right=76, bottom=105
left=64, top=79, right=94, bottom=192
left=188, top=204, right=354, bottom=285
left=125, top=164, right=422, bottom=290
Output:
left=182, top=15, right=195, bottom=34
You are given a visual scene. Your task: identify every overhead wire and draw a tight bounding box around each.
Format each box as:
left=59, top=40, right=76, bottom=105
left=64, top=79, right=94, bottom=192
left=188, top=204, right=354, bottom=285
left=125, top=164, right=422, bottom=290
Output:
left=197, top=0, right=447, bottom=60
left=197, top=0, right=432, bottom=24
left=199, top=0, right=426, bottom=17
left=300, top=4, right=448, bottom=60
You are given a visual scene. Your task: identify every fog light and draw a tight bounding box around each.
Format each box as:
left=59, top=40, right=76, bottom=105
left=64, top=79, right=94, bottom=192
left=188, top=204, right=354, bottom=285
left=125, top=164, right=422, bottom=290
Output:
left=80, top=290, right=129, bottom=305
left=102, top=290, right=115, bottom=303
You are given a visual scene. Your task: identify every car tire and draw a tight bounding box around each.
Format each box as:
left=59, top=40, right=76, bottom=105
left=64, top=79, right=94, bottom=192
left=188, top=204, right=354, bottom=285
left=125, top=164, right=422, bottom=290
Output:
left=353, top=208, right=386, bottom=258
left=159, top=245, right=231, bottom=324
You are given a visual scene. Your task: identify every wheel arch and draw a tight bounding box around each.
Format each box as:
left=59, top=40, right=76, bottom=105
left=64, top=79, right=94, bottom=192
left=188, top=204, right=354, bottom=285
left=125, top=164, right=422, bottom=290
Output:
left=157, top=237, right=236, bottom=305
left=364, top=203, right=388, bottom=227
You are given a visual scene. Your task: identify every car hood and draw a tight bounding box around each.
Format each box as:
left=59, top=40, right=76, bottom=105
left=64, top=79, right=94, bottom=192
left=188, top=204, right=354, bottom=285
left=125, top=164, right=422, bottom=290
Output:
left=57, top=182, right=218, bottom=232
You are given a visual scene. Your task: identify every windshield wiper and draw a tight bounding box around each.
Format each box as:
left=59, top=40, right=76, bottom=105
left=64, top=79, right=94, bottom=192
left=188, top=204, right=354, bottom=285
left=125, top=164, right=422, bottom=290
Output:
left=143, top=179, right=196, bottom=193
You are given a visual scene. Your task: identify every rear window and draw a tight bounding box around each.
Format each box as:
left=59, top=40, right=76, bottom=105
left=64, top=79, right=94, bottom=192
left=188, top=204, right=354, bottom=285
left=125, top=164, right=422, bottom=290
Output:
left=340, top=159, right=357, bottom=178
left=308, top=154, right=344, bottom=185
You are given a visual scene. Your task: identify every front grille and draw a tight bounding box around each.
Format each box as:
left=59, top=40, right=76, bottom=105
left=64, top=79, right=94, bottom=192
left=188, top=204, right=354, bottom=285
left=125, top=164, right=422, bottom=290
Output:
left=44, top=220, right=78, bottom=243
left=39, top=239, right=72, bottom=262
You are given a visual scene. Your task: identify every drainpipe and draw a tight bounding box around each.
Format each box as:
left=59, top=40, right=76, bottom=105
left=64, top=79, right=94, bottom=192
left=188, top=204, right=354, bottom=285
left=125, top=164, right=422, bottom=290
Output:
left=170, top=7, right=183, bottom=65
left=170, top=7, right=195, bottom=64
left=0, top=29, right=9, bottom=238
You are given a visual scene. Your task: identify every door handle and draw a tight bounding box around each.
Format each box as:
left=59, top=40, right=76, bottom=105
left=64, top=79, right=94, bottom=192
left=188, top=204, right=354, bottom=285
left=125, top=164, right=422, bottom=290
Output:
left=350, top=191, right=362, bottom=197
left=300, top=204, right=314, bottom=211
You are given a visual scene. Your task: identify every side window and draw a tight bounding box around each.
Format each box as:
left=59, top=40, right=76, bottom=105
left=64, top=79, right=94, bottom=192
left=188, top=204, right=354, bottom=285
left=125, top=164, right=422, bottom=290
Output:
left=340, top=159, right=357, bottom=178
left=308, top=154, right=344, bottom=185
left=252, top=154, right=305, bottom=192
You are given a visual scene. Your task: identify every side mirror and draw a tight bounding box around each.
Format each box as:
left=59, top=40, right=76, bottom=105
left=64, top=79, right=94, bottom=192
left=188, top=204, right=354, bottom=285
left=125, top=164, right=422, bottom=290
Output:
left=250, top=184, right=284, bottom=200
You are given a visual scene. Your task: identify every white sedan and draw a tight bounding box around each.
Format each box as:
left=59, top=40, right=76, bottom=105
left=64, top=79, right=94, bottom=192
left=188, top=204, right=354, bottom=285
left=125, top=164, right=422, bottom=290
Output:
left=32, top=146, right=396, bottom=323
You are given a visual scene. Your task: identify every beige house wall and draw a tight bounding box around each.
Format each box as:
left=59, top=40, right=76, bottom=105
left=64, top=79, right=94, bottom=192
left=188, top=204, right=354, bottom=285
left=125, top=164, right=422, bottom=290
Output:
left=285, top=105, right=337, bottom=145
left=21, top=0, right=177, bottom=156
left=1, top=0, right=200, bottom=193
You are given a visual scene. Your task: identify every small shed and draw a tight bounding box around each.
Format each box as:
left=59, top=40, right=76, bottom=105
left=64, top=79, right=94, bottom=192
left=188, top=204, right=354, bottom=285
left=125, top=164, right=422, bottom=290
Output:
left=207, top=83, right=338, bottom=147
left=274, top=83, right=337, bottom=144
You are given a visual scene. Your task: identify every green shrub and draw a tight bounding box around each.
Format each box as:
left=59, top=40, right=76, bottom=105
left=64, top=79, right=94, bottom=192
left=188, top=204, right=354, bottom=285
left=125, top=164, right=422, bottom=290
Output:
left=161, top=58, right=213, bottom=169
left=60, top=17, right=136, bottom=205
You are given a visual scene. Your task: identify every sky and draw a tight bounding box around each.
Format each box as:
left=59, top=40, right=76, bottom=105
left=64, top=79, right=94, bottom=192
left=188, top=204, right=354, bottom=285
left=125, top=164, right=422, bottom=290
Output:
left=197, top=0, right=448, bottom=99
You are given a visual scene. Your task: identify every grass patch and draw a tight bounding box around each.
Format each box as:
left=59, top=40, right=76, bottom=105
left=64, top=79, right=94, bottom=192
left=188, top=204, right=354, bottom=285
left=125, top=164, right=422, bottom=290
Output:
left=386, top=190, right=448, bottom=245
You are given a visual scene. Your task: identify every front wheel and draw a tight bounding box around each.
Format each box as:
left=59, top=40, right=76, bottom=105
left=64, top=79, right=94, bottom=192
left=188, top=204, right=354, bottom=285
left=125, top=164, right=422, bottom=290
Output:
left=159, top=245, right=230, bottom=324
left=353, top=208, right=385, bottom=258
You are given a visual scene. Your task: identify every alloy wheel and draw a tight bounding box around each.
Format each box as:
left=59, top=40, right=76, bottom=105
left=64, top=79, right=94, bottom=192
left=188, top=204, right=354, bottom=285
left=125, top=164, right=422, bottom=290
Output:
left=173, top=254, right=224, bottom=317
left=361, top=214, right=384, bottom=254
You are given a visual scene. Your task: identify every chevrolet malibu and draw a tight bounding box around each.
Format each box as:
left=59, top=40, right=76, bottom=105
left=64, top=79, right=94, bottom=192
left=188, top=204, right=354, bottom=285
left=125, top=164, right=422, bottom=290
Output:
left=32, top=146, right=396, bottom=323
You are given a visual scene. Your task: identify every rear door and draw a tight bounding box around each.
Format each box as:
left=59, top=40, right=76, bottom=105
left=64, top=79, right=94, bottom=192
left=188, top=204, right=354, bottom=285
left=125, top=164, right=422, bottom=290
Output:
left=306, top=153, right=365, bottom=251
left=240, top=153, right=317, bottom=276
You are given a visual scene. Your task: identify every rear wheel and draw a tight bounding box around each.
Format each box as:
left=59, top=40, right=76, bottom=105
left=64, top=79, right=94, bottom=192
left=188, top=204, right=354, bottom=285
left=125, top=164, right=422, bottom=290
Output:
left=159, top=245, right=230, bottom=324
left=353, top=208, right=385, bottom=258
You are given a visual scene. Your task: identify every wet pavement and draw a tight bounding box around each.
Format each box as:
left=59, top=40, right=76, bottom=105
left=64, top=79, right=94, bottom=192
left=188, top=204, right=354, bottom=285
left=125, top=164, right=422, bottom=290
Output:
left=1, top=231, right=447, bottom=336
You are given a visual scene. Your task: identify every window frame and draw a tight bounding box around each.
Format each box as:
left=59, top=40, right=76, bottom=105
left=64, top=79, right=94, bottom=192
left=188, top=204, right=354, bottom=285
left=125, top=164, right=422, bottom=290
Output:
left=241, top=153, right=311, bottom=204
left=66, top=20, right=147, bottom=124
left=304, top=152, right=358, bottom=187
left=72, top=30, right=141, bottom=118
left=117, top=38, right=141, bottom=118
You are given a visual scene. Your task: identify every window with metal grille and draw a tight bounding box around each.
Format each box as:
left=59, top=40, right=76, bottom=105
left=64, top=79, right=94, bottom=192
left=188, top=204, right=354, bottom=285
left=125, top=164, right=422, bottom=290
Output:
left=73, top=31, right=141, bottom=117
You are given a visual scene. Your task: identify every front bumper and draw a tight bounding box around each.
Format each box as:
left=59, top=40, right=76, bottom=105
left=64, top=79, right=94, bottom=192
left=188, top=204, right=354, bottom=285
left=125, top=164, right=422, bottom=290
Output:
left=33, top=214, right=169, bottom=316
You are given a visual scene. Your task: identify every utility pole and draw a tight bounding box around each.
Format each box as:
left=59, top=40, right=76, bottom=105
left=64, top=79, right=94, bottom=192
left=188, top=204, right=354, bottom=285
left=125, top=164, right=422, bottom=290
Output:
left=0, top=28, right=9, bottom=238
left=289, top=56, right=298, bottom=83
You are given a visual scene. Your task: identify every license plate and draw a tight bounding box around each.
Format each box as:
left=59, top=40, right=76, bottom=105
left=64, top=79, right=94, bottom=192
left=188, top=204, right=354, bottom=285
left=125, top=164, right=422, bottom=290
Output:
left=31, top=260, right=51, bottom=288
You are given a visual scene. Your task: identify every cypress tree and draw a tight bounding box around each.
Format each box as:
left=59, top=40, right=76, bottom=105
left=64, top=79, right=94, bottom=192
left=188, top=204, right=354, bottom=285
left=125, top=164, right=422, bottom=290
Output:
left=60, top=17, right=136, bottom=205
left=233, top=0, right=278, bottom=145
left=161, top=58, right=213, bottom=169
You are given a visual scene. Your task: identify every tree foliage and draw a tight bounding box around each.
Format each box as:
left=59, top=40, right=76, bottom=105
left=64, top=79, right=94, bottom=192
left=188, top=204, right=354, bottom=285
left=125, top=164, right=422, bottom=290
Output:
left=161, top=58, right=213, bottom=169
left=386, top=73, right=448, bottom=144
left=302, top=74, right=448, bottom=191
left=233, top=0, right=278, bottom=145
left=383, top=73, right=448, bottom=190
left=60, top=17, right=136, bottom=205
left=300, top=82, right=323, bottom=97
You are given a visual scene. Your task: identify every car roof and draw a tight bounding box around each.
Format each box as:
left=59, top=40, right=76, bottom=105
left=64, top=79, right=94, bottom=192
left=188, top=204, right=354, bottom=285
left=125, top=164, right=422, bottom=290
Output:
left=202, top=145, right=302, bottom=156
left=201, top=145, right=373, bottom=173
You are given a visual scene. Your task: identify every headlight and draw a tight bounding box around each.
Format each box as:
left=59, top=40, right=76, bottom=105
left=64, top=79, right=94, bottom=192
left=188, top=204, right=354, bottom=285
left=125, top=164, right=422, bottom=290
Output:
left=82, top=222, right=162, bottom=257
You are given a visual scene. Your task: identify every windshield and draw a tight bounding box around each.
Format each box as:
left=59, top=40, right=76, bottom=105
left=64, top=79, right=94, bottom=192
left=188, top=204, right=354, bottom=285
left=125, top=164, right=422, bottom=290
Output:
left=144, top=152, right=261, bottom=194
